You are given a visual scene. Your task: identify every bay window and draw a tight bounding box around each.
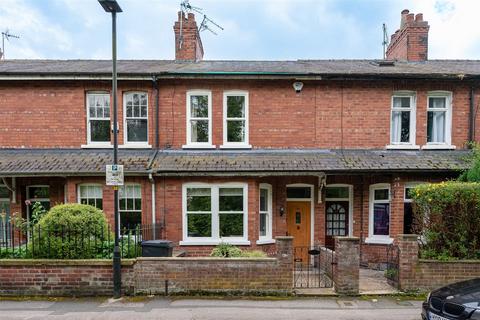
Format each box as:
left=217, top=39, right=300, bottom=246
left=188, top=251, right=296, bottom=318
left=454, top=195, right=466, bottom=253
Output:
left=182, top=183, right=248, bottom=245
left=390, top=92, right=416, bottom=147
left=222, top=91, right=250, bottom=148
left=86, top=93, right=110, bottom=145
left=367, top=184, right=392, bottom=244
left=185, top=90, right=212, bottom=147
left=124, top=92, right=148, bottom=145
left=426, top=92, right=452, bottom=147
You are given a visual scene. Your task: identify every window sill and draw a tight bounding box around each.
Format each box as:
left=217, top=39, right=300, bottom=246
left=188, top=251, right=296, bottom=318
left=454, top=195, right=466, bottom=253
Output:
left=364, top=237, right=394, bottom=245
left=179, top=240, right=251, bottom=246
left=421, top=144, right=456, bottom=150
left=81, top=144, right=113, bottom=149
left=256, top=239, right=275, bottom=245
left=119, top=144, right=152, bottom=149
left=182, top=144, right=216, bottom=150
left=219, top=144, right=252, bottom=149
left=385, top=144, right=420, bottom=150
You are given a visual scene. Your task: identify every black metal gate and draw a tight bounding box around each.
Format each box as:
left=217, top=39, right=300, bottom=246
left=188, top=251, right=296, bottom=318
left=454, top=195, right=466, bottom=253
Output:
left=385, top=244, right=399, bottom=288
left=293, top=246, right=335, bottom=288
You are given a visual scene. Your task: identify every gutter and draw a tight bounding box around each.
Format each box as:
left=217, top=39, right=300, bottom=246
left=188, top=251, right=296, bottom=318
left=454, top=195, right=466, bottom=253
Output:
left=152, top=76, right=160, bottom=149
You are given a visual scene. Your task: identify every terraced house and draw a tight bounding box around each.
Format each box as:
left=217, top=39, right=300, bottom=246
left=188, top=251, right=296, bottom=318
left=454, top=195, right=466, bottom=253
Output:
left=0, top=9, right=476, bottom=264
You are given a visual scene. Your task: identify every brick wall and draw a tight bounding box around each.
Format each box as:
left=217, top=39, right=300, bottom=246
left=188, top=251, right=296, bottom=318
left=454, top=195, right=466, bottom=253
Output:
left=1, top=79, right=476, bottom=149
left=333, top=237, right=360, bottom=295
left=396, top=234, right=480, bottom=291
left=0, top=237, right=293, bottom=296
left=0, top=260, right=135, bottom=296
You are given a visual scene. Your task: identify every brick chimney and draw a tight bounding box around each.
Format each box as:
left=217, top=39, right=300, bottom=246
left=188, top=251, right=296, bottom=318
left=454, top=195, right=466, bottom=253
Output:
left=386, top=9, right=430, bottom=62
left=173, top=11, right=204, bottom=62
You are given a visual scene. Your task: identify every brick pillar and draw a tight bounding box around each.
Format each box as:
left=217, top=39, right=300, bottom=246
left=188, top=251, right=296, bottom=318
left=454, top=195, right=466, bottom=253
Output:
left=390, top=176, right=405, bottom=238
left=334, top=236, right=360, bottom=295
left=275, top=236, right=294, bottom=290
left=396, top=234, right=419, bottom=291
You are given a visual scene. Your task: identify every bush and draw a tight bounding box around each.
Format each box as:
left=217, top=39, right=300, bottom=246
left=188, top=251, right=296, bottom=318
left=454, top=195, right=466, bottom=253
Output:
left=210, top=243, right=267, bottom=258
left=412, top=181, right=480, bottom=260
left=31, top=204, right=112, bottom=259
left=459, top=145, right=480, bottom=182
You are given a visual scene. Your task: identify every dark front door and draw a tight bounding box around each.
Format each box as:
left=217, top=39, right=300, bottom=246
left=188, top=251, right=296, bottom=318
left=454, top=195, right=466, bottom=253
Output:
left=325, top=201, right=349, bottom=249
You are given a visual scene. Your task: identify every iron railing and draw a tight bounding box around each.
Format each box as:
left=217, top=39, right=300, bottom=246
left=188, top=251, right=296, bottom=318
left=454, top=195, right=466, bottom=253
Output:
left=385, top=244, right=400, bottom=287
left=0, top=221, right=163, bottom=259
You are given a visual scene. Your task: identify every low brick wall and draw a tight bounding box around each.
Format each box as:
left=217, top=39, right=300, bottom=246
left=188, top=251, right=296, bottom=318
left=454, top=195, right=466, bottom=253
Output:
left=333, top=237, right=360, bottom=295
left=0, top=237, right=293, bottom=297
left=0, top=260, right=135, bottom=296
left=397, top=234, right=480, bottom=291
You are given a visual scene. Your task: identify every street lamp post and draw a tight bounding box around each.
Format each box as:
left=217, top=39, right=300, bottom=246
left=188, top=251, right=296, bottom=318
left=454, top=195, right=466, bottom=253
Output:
left=98, top=0, right=123, bottom=299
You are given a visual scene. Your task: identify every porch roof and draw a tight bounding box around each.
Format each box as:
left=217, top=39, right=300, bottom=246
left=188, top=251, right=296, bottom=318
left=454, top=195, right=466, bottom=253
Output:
left=0, top=149, right=470, bottom=176
left=152, top=149, right=470, bottom=175
left=0, top=149, right=154, bottom=176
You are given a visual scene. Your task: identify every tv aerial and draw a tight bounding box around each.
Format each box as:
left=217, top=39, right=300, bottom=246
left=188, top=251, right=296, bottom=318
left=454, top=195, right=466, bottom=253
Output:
left=1, top=29, right=20, bottom=60
left=178, top=1, right=223, bottom=48
left=382, top=23, right=389, bottom=59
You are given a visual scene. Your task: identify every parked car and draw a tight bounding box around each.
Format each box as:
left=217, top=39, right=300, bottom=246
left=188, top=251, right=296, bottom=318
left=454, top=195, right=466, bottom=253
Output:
left=422, top=278, right=480, bottom=320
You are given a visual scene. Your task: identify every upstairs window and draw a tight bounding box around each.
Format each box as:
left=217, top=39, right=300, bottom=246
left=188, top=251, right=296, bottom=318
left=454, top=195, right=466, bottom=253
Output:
left=390, top=93, right=416, bottom=146
left=124, top=92, right=148, bottom=144
left=78, top=184, right=103, bottom=210
left=427, top=92, right=452, bottom=145
left=223, top=91, right=249, bottom=147
left=186, top=90, right=212, bottom=147
left=87, top=93, right=110, bottom=144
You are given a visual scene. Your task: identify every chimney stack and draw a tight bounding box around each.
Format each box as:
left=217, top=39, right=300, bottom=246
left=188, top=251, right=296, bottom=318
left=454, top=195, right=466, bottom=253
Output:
left=386, top=9, right=430, bottom=62
left=173, top=11, right=204, bottom=62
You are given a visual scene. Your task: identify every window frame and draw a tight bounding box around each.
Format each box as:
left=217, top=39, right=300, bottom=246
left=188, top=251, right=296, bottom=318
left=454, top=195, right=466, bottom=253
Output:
left=184, top=90, right=214, bottom=149
left=26, top=185, right=50, bottom=226
left=325, top=184, right=353, bottom=237
left=221, top=90, right=251, bottom=149
left=118, top=183, right=142, bottom=230
left=85, top=92, right=111, bottom=147
left=366, top=183, right=393, bottom=244
left=181, top=182, right=249, bottom=246
left=77, top=184, right=103, bottom=210
left=423, top=91, right=454, bottom=149
left=123, top=91, right=150, bottom=147
left=388, top=91, right=418, bottom=149
left=257, top=183, right=273, bottom=244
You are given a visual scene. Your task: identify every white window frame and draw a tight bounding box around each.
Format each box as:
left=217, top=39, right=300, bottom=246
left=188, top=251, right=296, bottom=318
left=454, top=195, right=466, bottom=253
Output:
left=221, top=90, right=251, bottom=149
left=118, top=183, right=142, bottom=230
left=123, top=91, right=151, bottom=147
left=180, top=182, right=249, bottom=246
left=366, top=183, right=393, bottom=245
left=84, top=92, right=112, bottom=148
left=387, top=91, right=419, bottom=149
left=404, top=182, right=422, bottom=203
left=183, top=90, right=214, bottom=149
left=325, top=184, right=353, bottom=237
left=77, top=184, right=103, bottom=209
left=257, top=183, right=273, bottom=244
left=422, top=91, right=455, bottom=149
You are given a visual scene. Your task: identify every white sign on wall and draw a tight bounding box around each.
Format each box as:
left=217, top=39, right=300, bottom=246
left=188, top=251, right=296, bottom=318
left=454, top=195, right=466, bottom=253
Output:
left=106, top=164, right=124, bottom=186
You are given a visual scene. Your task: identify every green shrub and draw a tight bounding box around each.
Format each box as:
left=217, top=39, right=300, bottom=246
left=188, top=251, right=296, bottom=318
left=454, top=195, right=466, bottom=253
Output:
left=31, top=203, right=112, bottom=259
left=210, top=243, right=267, bottom=258
left=412, top=181, right=480, bottom=260
left=459, top=145, right=480, bottom=182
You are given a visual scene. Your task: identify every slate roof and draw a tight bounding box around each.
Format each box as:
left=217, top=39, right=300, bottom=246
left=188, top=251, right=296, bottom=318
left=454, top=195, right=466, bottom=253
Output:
left=1, top=59, right=480, bottom=78
left=151, top=149, right=471, bottom=174
left=0, top=149, right=154, bottom=176
left=0, top=149, right=468, bottom=176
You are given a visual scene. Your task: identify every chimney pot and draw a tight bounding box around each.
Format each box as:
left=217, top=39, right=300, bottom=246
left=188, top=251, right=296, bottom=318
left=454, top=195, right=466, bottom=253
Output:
left=173, top=11, right=204, bottom=61
left=406, top=13, right=414, bottom=23
left=401, top=9, right=410, bottom=15
left=415, top=13, right=423, bottom=22
left=188, top=13, right=195, bottom=20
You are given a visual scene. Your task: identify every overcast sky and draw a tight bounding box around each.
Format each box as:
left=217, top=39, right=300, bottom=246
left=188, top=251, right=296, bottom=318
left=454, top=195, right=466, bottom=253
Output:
left=0, top=0, right=479, bottom=60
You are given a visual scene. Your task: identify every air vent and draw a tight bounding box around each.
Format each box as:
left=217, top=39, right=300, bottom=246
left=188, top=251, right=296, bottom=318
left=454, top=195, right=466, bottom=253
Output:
left=443, top=302, right=465, bottom=317
left=370, top=60, right=395, bottom=67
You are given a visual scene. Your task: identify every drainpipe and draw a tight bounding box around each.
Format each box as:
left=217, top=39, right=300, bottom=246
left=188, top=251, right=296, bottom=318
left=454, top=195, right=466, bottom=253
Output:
left=152, top=76, right=160, bottom=149
left=469, top=86, right=475, bottom=145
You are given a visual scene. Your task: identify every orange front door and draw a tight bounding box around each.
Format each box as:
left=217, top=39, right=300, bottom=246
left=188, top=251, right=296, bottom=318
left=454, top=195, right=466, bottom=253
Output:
left=287, top=201, right=311, bottom=263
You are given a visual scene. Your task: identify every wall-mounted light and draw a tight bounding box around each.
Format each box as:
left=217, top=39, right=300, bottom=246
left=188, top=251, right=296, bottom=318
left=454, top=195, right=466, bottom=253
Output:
left=279, top=206, right=285, bottom=216
left=293, top=81, right=304, bottom=93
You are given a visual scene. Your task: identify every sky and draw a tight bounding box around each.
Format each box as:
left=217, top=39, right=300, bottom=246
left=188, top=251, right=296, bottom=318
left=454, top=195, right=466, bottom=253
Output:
left=0, top=0, right=479, bottom=61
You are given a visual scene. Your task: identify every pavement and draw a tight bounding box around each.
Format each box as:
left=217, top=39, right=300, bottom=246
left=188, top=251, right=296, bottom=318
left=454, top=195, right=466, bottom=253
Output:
left=0, top=296, right=424, bottom=320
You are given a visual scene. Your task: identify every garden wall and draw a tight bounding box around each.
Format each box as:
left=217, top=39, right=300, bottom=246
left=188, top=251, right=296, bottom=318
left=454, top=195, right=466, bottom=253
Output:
left=0, top=237, right=293, bottom=296
left=397, top=234, right=480, bottom=291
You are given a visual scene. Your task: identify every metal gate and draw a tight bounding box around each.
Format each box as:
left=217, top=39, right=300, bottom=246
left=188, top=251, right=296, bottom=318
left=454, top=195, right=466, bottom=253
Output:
left=293, top=246, right=335, bottom=288
left=385, top=244, right=399, bottom=288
